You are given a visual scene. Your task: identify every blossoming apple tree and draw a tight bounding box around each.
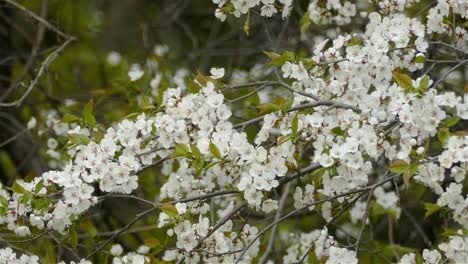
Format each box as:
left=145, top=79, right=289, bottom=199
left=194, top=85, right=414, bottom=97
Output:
left=0, top=0, right=467, bottom=263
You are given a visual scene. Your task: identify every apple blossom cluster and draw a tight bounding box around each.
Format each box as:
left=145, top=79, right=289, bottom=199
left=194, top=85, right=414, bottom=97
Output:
left=375, top=0, right=419, bottom=13
left=283, top=227, right=358, bottom=263
left=160, top=216, right=260, bottom=263
left=0, top=0, right=467, bottom=262
left=0, top=247, right=39, bottom=264
left=399, top=230, right=467, bottom=264
left=427, top=0, right=467, bottom=40
left=110, top=244, right=150, bottom=264
left=307, top=0, right=357, bottom=25
left=213, top=0, right=293, bottom=21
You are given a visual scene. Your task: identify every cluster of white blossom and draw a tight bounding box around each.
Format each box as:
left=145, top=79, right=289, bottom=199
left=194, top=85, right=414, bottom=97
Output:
left=427, top=0, right=468, bottom=42
left=0, top=247, right=39, bottom=264
left=283, top=227, right=358, bottom=263
left=213, top=0, right=293, bottom=21
left=110, top=244, right=150, bottom=264
left=1, top=0, right=467, bottom=262
left=399, top=230, right=467, bottom=264
left=307, top=0, right=357, bottom=25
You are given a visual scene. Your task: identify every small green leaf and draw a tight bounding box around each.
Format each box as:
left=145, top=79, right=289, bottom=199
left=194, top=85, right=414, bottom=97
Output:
left=281, top=96, right=294, bottom=112
left=193, top=158, right=204, bottom=175
left=441, top=116, right=460, bottom=128
left=144, top=238, right=161, bottom=248
left=414, top=56, right=425, bottom=63
left=278, top=134, right=294, bottom=144
left=82, top=100, right=96, bottom=126
left=263, top=51, right=281, bottom=61
left=204, top=161, right=220, bottom=171
left=172, top=143, right=190, bottom=158
left=190, top=144, right=202, bottom=158
left=209, top=142, right=223, bottom=159
left=243, top=11, right=250, bottom=35
left=61, top=114, right=81, bottom=123
left=437, top=128, right=450, bottom=145
left=331, top=126, right=345, bottom=136
left=195, top=71, right=207, bottom=86
left=263, top=51, right=296, bottom=66
left=424, top=203, right=450, bottom=218
left=140, top=95, right=155, bottom=110
left=11, top=181, right=28, bottom=194
left=34, top=180, right=44, bottom=194
left=69, top=229, right=78, bottom=249
left=31, top=197, right=52, bottom=210
left=79, top=220, right=98, bottom=237
left=160, top=204, right=178, bottom=217
left=257, top=103, right=281, bottom=115
left=392, top=71, right=414, bottom=92
left=187, top=79, right=200, bottom=94
left=417, top=75, right=429, bottom=93
left=19, top=192, right=33, bottom=204
left=68, top=133, right=90, bottom=146
left=388, top=160, right=410, bottom=174
left=292, top=114, right=299, bottom=135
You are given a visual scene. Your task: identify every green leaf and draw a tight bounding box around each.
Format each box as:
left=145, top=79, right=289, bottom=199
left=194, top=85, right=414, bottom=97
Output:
left=34, top=179, right=44, bottom=194
left=0, top=195, right=8, bottom=208
left=68, top=133, right=90, bottom=146
left=263, top=51, right=281, bottom=61
left=31, top=197, right=52, bottom=210
left=331, top=126, right=345, bottom=136
left=187, top=79, right=200, bottom=94
left=172, top=143, right=190, bottom=158
left=160, top=204, right=178, bottom=217
left=278, top=134, right=294, bottom=144
left=209, top=142, right=223, bottom=159
left=281, top=96, right=295, bottom=112
left=424, top=203, right=450, bottom=218
left=144, top=238, right=161, bottom=248
left=69, top=229, right=78, bottom=249
left=263, top=51, right=296, bottom=66
left=257, top=103, right=281, bottom=115
left=414, top=56, right=425, bottom=63
left=190, top=144, right=202, bottom=158
left=11, top=181, right=28, bottom=194
left=19, top=192, right=33, bottom=204
left=139, top=95, right=155, bottom=110
left=437, top=128, right=450, bottom=145
left=82, top=100, right=96, bottom=126
left=417, top=75, right=429, bottom=93
left=392, top=71, right=414, bottom=92
left=370, top=201, right=398, bottom=221
left=79, top=221, right=98, bottom=237
left=243, top=11, right=250, bottom=35
left=388, top=160, right=410, bottom=174
left=195, top=71, right=207, bottom=86
left=441, top=116, right=460, bottom=128
left=291, top=114, right=299, bottom=135
left=193, top=158, right=204, bottom=176
left=0, top=195, right=7, bottom=216
left=204, top=161, right=220, bottom=171
left=61, top=114, right=81, bottom=123
left=415, top=252, right=424, bottom=264
left=299, top=11, right=311, bottom=32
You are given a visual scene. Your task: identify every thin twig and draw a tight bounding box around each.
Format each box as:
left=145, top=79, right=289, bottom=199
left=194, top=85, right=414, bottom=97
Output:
left=432, top=59, right=468, bottom=88
left=2, top=0, right=71, bottom=39
left=0, top=38, right=75, bottom=107
left=235, top=174, right=398, bottom=263
left=176, top=201, right=248, bottom=264
left=259, top=181, right=292, bottom=264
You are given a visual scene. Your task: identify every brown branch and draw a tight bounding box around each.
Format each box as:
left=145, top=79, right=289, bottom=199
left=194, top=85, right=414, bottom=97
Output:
left=0, top=37, right=75, bottom=107
left=235, top=174, right=398, bottom=263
